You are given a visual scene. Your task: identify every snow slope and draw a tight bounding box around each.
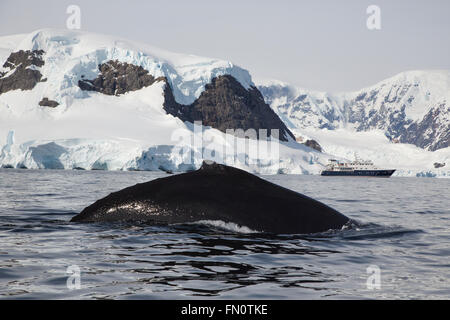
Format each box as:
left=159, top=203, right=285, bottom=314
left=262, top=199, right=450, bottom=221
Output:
left=257, top=74, right=450, bottom=177
left=298, top=128, right=449, bottom=178
left=0, top=29, right=325, bottom=174
left=0, top=33, right=27, bottom=64
left=258, top=70, right=450, bottom=134
left=0, top=28, right=253, bottom=110
left=1, top=29, right=447, bottom=177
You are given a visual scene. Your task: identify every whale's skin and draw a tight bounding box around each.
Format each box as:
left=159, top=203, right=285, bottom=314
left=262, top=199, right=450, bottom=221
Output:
left=71, top=162, right=349, bottom=234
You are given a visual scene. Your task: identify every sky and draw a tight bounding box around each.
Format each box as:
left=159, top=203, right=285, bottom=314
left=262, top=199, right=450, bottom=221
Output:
left=0, top=0, right=449, bottom=92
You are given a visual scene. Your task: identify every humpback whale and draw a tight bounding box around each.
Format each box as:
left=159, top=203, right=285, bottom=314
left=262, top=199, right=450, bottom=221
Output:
left=71, top=161, right=349, bottom=234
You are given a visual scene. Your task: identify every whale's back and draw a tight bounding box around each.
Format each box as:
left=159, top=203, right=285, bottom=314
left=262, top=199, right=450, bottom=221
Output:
left=71, top=162, right=349, bottom=234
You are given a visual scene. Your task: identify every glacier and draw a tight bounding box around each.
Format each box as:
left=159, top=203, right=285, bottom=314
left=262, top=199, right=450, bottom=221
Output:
left=0, top=29, right=328, bottom=174
left=0, top=28, right=448, bottom=177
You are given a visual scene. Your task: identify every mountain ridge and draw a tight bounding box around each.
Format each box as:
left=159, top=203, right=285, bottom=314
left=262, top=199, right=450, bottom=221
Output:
left=257, top=70, right=450, bottom=151
left=0, top=29, right=307, bottom=174
left=0, top=29, right=448, bottom=176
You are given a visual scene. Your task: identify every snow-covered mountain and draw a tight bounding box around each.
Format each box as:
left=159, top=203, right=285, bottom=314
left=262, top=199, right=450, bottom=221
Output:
left=257, top=72, right=450, bottom=177
left=258, top=71, right=450, bottom=151
left=0, top=29, right=323, bottom=174
left=1, top=29, right=448, bottom=177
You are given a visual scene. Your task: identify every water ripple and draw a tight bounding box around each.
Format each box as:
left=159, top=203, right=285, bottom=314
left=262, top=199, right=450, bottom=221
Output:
left=0, top=170, right=449, bottom=299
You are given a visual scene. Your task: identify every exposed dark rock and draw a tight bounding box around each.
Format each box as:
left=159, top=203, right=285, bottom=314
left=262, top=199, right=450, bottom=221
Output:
left=78, top=60, right=295, bottom=142
left=1, top=164, right=14, bottom=169
left=39, top=97, right=59, bottom=108
left=259, top=80, right=449, bottom=151
left=163, top=75, right=295, bottom=141
left=78, top=60, right=165, bottom=95
left=399, top=104, right=449, bottom=151
left=303, top=139, right=322, bottom=152
left=0, top=50, right=45, bottom=94
left=433, top=162, right=446, bottom=169
left=3, top=49, right=45, bottom=69
left=347, top=90, right=449, bottom=151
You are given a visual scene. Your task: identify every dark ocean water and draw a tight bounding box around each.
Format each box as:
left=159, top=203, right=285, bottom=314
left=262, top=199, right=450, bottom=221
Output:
left=0, top=169, right=449, bottom=299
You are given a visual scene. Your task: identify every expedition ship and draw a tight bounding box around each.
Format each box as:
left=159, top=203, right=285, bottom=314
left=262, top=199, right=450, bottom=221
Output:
left=321, top=158, right=395, bottom=177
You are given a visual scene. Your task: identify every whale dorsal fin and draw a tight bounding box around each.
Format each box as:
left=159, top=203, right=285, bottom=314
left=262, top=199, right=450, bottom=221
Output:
left=200, top=160, right=219, bottom=171
left=198, top=161, right=252, bottom=178
left=199, top=160, right=235, bottom=174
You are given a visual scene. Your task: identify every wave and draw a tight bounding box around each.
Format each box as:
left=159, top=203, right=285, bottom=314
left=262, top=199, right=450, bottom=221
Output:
left=187, top=220, right=260, bottom=234
left=309, top=219, right=423, bottom=240
left=75, top=217, right=422, bottom=240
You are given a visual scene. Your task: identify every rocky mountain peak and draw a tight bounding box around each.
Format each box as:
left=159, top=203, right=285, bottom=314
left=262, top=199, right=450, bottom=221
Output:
left=78, top=60, right=166, bottom=96
left=258, top=71, right=450, bottom=151
left=163, top=74, right=295, bottom=142
left=0, top=49, right=46, bottom=94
